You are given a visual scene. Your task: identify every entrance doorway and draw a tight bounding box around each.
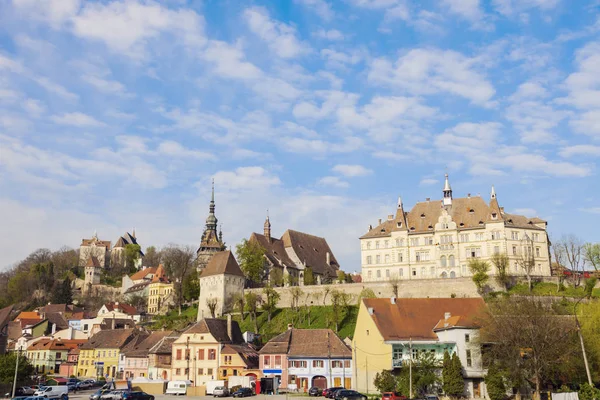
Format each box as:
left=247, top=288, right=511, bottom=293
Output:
left=312, top=376, right=327, bottom=389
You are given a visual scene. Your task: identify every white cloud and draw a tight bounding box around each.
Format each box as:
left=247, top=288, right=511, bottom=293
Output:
left=71, top=0, right=205, bottom=58
left=157, top=141, right=216, bottom=160
left=50, top=112, right=104, bottom=127
left=212, top=167, right=281, bottom=190
left=419, top=178, right=439, bottom=186
left=492, top=0, right=561, bottom=17
left=317, top=176, right=349, bottom=188
left=295, top=0, right=334, bottom=20
left=203, top=40, right=263, bottom=80
left=243, top=6, right=310, bottom=59
left=12, top=0, right=81, bottom=28
left=559, top=145, right=600, bottom=158
left=22, top=99, right=46, bottom=117
left=514, top=208, right=537, bottom=216
left=320, top=49, right=362, bottom=68
left=332, top=164, right=372, bottom=177
left=505, top=99, right=568, bottom=144
left=82, top=75, right=130, bottom=96
left=369, top=48, right=495, bottom=105
left=32, top=76, right=78, bottom=100
left=580, top=207, right=600, bottom=214
left=511, top=81, right=548, bottom=99
left=441, top=0, right=492, bottom=30
left=314, top=29, right=344, bottom=41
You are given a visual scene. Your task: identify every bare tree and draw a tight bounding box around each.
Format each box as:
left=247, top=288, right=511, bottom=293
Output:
left=559, top=235, right=584, bottom=287
left=550, top=234, right=567, bottom=291
left=232, top=292, right=246, bottom=320
left=244, top=292, right=262, bottom=333
left=388, top=273, right=400, bottom=297
left=490, top=252, right=510, bottom=291
left=583, top=243, right=600, bottom=271
left=290, top=286, right=304, bottom=313
left=330, top=289, right=352, bottom=332
left=516, top=236, right=536, bottom=292
left=322, top=286, right=331, bottom=305
left=162, top=244, right=196, bottom=315
left=207, top=297, right=218, bottom=318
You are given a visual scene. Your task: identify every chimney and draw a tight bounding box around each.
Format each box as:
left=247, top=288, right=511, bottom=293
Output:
left=467, top=193, right=471, bottom=198
left=390, top=296, right=396, bottom=305
left=368, top=307, right=374, bottom=315
left=111, top=318, right=116, bottom=330
left=387, top=214, right=393, bottom=220
left=287, top=323, right=293, bottom=330
left=444, top=312, right=451, bottom=320
left=227, top=314, right=232, bottom=341
left=326, top=252, right=331, bottom=265
left=426, top=198, right=430, bottom=202
left=378, top=218, right=382, bottom=225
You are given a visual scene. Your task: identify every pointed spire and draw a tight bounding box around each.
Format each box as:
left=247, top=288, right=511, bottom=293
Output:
left=397, top=196, right=403, bottom=209
left=443, top=173, right=452, bottom=191
left=264, top=211, right=272, bottom=243
left=491, top=185, right=496, bottom=199
left=132, top=228, right=136, bottom=238
left=442, top=173, right=453, bottom=207
left=219, top=224, right=223, bottom=243
left=93, top=230, right=98, bottom=239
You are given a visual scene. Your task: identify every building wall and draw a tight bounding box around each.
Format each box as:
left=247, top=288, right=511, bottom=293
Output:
left=147, top=282, right=173, bottom=314
left=77, top=347, right=121, bottom=378
left=79, top=244, right=109, bottom=268
left=352, top=301, right=392, bottom=393
left=260, top=354, right=288, bottom=389
left=360, top=220, right=551, bottom=282
left=172, top=332, right=221, bottom=386
left=148, top=353, right=172, bottom=380
left=286, top=358, right=352, bottom=390
left=198, top=274, right=244, bottom=320
left=123, top=356, right=149, bottom=379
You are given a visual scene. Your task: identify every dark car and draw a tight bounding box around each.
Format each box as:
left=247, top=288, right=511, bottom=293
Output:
left=324, top=387, right=345, bottom=398
left=122, top=392, right=154, bottom=400
left=309, top=387, right=322, bottom=397
left=232, top=388, right=254, bottom=398
left=334, top=390, right=366, bottom=400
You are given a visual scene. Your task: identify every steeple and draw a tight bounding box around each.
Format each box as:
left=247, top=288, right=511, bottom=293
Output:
left=397, top=196, right=403, bottom=209
left=205, top=179, right=218, bottom=231
left=197, top=179, right=224, bottom=256
left=442, top=173, right=453, bottom=208
left=491, top=185, right=496, bottom=199
left=264, top=211, right=272, bottom=243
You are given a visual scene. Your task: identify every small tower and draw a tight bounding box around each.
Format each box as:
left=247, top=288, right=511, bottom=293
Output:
left=264, top=212, right=271, bottom=243
left=196, top=180, right=226, bottom=271
left=84, top=256, right=101, bottom=293
left=491, top=185, right=496, bottom=199
left=442, top=173, right=453, bottom=208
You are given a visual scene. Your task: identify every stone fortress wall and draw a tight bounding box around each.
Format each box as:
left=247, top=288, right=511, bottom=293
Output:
left=244, top=276, right=560, bottom=308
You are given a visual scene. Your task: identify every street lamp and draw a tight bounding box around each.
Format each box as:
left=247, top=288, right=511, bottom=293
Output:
left=574, top=297, right=593, bottom=385
left=12, top=345, right=23, bottom=398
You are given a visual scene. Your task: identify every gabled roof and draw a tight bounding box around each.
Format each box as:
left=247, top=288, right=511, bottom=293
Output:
left=40, top=304, right=81, bottom=314
left=124, top=330, right=172, bottom=357
left=361, top=298, right=486, bottom=341
left=16, top=311, right=42, bottom=321
left=250, top=233, right=296, bottom=270
left=46, top=313, right=69, bottom=330
left=80, top=328, right=140, bottom=350
left=29, top=338, right=86, bottom=351
left=184, top=318, right=244, bottom=344
left=151, top=264, right=170, bottom=284
left=148, top=335, right=179, bottom=355
left=86, top=256, right=101, bottom=268
left=102, top=302, right=138, bottom=316
left=200, top=251, right=244, bottom=278
left=130, top=267, right=157, bottom=281
left=259, top=328, right=351, bottom=358
left=124, top=281, right=151, bottom=294
left=222, top=344, right=259, bottom=369
left=282, top=230, right=340, bottom=277
left=81, top=238, right=111, bottom=249
left=0, top=305, right=14, bottom=331
left=114, top=232, right=144, bottom=256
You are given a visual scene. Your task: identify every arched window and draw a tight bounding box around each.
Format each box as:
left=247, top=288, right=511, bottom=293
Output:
left=441, top=272, right=448, bottom=279
left=449, top=255, right=455, bottom=267
left=440, top=256, right=447, bottom=267
left=450, top=271, right=456, bottom=278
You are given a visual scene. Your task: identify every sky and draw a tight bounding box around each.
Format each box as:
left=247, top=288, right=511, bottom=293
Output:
left=1, top=0, right=600, bottom=272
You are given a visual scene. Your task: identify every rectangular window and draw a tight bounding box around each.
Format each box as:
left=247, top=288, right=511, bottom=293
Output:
left=512, top=231, right=519, bottom=240
left=367, top=242, right=371, bottom=249
left=385, top=254, right=390, bottom=264
left=275, top=356, right=281, bottom=366
left=533, top=233, right=539, bottom=241
left=208, top=349, right=216, bottom=360
left=424, top=237, right=433, bottom=245
left=176, top=349, right=182, bottom=360
left=466, top=350, right=472, bottom=367
left=384, top=240, right=389, bottom=248
left=366, top=256, right=372, bottom=265
left=465, top=334, right=470, bottom=343
left=332, top=361, right=343, bottom=368
left=344, top=360, right=351, bottom=368
left=313, top=360, right=324, bottom=368
left=176, top=368, right=181, bottom=375
left=289, top=375, right=297, bottom=384
left=395, top=239, right=400, bottom=247
left=512, top=245, right=517, bottom=255
left=289, top=360, right=307, bottom=368
left=494, top=246, right=500, bottom=254
left=398, top=252, right=403, bottom=262
left=376, top=255, right=381, bottom=263
left=376, top=241, right=380, bottom=249
left=198, top=349, right=204, bottom=360
left=367, top=271, right=372, bottom=279
left=386, top=269, right=390, bottom=278
left=475, top=233, right=483, bottom=241
left=536, top=247, right=540, bottom=257
left=460, top=234, right=469, bottom=242
left=400, top=268, right=404, bottom=277
left=223, top=370, right=227, bottom=377
left=207, top=368, right=213, bottom=375
left=198, top=368, right=204, bottom=375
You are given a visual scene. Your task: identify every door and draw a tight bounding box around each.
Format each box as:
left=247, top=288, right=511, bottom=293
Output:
left=312, top=376, right=327, bottom=389
left=344, top=378, right=351, bottom=389
left=473, top=380, right=481, bottom=398
left=334, top=377, right=341, bottom=387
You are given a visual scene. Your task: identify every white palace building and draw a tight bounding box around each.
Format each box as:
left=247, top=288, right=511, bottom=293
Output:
left=360, top=175, right=551, bottom=282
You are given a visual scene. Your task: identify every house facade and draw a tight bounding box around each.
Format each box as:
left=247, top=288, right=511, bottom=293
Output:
left=260, top=328, right=352, bottom=391
left=26, top=338, right=86, bottom=375
left=112, top=231, right=144, bottom=270
left=148, top=335, right=178, bottom=381
left=352, top=297, right=486, bottom=397
left=360, top=174, right=551, bottom=282
left=98, top=302, right=142, bottom=322
left=217, top=344, right=261, bottom=382
left=171, top=317, right=249, bottom=386
left=147, top=265, right=174, bottom=315
left=197, top=251, right=245, bottom=320
left=122, top=330, right=172, bottom=379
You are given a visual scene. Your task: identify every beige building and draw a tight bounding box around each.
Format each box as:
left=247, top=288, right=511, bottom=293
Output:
left=147, top=265, right=174, bottom=315
left=112, top=231, right=144, bottom=270
left=197, top=251, right=245, bottom=320
left=79, top=233, right=111, bottom=268
left=360, top=175, right=551, bottom=282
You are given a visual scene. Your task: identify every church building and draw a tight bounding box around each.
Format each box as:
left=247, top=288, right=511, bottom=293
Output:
left=360, top=174, right=551, bottom=282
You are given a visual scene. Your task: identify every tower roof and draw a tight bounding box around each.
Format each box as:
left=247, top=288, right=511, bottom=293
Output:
left=198, top=179, right=224, bottom=254
left=443, top=173, right=452, bottom=191
left=200, top=250, right=244, bottom=278
left=151, top=264, right=170, bottom=283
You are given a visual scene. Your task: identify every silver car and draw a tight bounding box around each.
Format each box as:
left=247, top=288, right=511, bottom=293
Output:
left=100, top=390, right=127, bottom=400
left=213, top=387, right=229, bottom=397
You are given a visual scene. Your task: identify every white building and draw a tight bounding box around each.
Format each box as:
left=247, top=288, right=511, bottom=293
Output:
left=361, top=174, right=551, bottom=282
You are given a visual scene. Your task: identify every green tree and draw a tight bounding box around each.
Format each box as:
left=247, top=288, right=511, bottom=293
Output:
left=490, top=253, right=510, bottom=291
left=358, top=288, right=376, bottom=304
left=580, top=301, right=600, bottom=382
left=583, top=243, right=600, bottom=271
left=443, top=351, right=464, bottom=397
left=235, top=239, right=266, bottom=284
left=304, top=267, right=315, bottom=285
left=269, top=268, right=284, bottom=287
left=468, top=259, right=490, bottom=294
left=336, top=270, right=345, bottom=283
left=182, top=272, right=200, bottom=302
left=232, top=292, right=245, bottom=320
left=485, top=364, right=507, bottom=400
left=125, top=244, right=142, bottom=273
left=578, top=383, right=600, bottom=400
left=330, top=289, right=351, bottom=332
left=374, top=370, right=396, bottom=393
left=262, top=286, right=280, bottom=322
left=143, top=245, right=162, bottom=267
left=162, top=245, right=196, bottom=315
left=52, top=277, right=72, bottom=304
left=0, top=352, right=34, bottom=385
left=244, top=292, right=262, bottom=333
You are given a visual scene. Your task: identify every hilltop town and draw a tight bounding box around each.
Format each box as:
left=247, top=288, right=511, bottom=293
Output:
left=1, top=176, right=599, bottom=399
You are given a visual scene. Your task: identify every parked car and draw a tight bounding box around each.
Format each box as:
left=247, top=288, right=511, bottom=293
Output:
left=77, top=382, right=92, bottom=390
left=382, top=392, right=406, bottom=400
left=232, top=388, right=253, bottom=398
left=121, top=392, right=154, bottom=400
left=100, top=390, right=128, bottom=400
left=213, top=386, right=229, bottom=397
left=21, top=387, right=36, bottom=395
left=425, top=395, right=439, bottom=400
left=308, top=387, right=322, bottom=397
left=34, top=386, right=69, bottom=399
left=90, top=389, right=112, bottom=400
left=324, top=387, right=345, bottom=398
left=334, top=390, right=366, bottom=400
left=67, top=384, right=77, bottom=392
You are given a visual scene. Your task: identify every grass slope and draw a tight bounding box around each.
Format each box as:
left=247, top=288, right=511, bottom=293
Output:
left=507, top=282, right=600, bottom=298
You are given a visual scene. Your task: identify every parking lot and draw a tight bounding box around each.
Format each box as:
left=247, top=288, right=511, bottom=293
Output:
left=68, top=390, right=302, bottom=400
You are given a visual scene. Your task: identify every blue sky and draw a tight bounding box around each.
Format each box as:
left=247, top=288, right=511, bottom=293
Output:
left=1, top=0, right=599, bottom=271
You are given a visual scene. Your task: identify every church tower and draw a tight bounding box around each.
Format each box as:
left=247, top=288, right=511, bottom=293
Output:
left=442, top=173, right=453, bottom=209
left=196, top=180, right=226, bottom=272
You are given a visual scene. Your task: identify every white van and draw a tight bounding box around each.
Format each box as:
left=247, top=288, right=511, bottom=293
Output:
left=165, top=380, right=192, bottom=395
left=34, top=386, right=69, bottom=399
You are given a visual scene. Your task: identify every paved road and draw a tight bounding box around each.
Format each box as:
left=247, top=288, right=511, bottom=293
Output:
left=68, top=390, right=304, bottom=400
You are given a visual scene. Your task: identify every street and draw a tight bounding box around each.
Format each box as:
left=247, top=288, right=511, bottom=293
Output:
left=68, top=390, right=305, bottom=400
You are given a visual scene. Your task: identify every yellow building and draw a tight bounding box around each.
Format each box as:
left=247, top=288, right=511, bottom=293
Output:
left=218, top=344, right=261, bottom=381
left=360, top=174, right=551, bottom=282
left=352, top=297, right=486, bottom=397
left=76, top=329, right=143, bottom=379
left=147, top=264, right=174, bottom=315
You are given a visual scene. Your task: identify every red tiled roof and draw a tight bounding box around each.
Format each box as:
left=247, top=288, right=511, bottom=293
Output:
left=130, top=267, right=157, bottom=281
left=16, top=312, right=42, bottom=321
left=362, top=298, right=486, bottom=341
left=103, top=302, right=138, bottom=316
left=200, top=251, right=244, bottom=278
left=151, top=264, right=170, bottom=284
left=260, top=329, right=351, bottom=358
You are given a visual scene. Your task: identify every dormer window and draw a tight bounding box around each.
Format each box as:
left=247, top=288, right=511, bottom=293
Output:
left=469, top=209, right=474, bottom=214
left=459, top=222, right=465, bottom=227
left=508, top=219, right=513, bottom=224
left=420, top=213, right=425, bottom=218
left=313, top=248, right=319, bottom=252
left=479, top=221, right=484, bottom=226
left=492, top=213, right=497, bottom=220
left=410, top=227, right=415, bottom=231
left=428, top=225, right=433, bottom=230
left=397, top=222, right=402, bottom=228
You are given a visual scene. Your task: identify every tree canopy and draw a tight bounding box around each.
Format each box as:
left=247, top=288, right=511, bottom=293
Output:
left=235, top=239, right=266, bottom=284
